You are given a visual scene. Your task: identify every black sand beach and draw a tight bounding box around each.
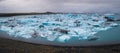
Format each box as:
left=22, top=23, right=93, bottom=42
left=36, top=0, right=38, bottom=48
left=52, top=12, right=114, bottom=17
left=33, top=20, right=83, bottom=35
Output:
left=0, top=37, right=120, bottom=53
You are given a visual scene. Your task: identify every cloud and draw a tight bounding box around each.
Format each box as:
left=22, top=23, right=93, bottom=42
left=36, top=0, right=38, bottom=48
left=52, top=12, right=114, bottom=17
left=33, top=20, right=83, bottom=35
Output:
left=0, top=0, right=120, bottom=13
left=0, top=0, right=5, bottom=2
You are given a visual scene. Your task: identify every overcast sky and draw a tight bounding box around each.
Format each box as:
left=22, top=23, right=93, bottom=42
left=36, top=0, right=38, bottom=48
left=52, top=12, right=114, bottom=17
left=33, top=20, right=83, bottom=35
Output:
left=0, top=0, right=120, bottom=13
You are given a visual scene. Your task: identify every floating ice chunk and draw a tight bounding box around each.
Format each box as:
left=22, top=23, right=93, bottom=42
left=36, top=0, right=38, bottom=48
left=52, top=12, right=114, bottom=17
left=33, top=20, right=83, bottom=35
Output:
left=87, top=36, right=98, bottom=41
left=46, top=31, right=59, bottom=41
left=8, top=30, right=15, bottom=36
left=58, top=35, right=71, bottom=42
left=111, top=23, right=119, bottom=27
left=40, top=33, right=47, bottom=38
left=104, top=14, right=115, bottom=20
left=20, top=34, right=32, bottom=38
left=0, top=26, right=12, bottom=32
left=15, top=30, right=32, bottom=38
left=47, top=35, right=57, bottom=41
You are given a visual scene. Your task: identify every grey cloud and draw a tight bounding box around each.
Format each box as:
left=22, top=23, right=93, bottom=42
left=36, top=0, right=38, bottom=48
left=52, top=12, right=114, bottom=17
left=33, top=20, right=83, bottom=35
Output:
left=0, top=0, right=5, bottom=2
left=0, top=0, right=120, bottom=13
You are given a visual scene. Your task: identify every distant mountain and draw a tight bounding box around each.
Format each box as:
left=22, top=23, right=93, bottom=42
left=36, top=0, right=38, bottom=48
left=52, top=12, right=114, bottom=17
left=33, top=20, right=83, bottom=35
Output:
left=0, top=12, right=119, bottom=17
left=0, top=12, right=58, bottom=17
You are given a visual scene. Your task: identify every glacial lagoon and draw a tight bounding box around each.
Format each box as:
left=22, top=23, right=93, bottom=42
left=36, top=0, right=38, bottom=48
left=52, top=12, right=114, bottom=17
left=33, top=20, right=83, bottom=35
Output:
left=0, top=13, right=120, bottom=46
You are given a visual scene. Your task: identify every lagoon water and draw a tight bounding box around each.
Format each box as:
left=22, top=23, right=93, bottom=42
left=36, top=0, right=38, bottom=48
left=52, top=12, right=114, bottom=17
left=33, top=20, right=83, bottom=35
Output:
left=0, top=13, right=120, bottom=46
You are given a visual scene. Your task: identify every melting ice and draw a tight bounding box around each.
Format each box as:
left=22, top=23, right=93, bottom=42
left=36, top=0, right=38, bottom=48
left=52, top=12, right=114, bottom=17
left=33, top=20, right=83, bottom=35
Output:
left=0, top=14, right=119, bottom=42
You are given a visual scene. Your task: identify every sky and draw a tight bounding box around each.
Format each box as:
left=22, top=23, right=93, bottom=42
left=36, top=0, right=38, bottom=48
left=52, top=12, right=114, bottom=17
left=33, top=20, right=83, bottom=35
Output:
left=0, top=0, right=120, bottom=13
